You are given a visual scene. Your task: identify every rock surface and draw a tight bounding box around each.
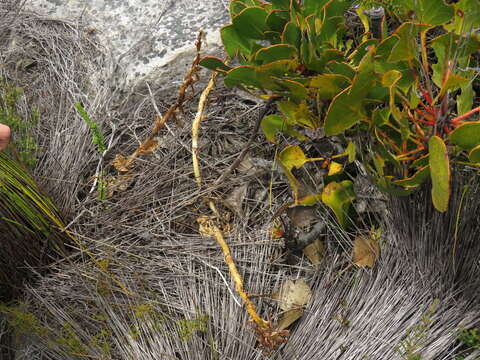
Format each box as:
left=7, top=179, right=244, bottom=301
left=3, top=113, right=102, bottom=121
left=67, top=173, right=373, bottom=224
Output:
left=28, top=0, right=230, bottom=87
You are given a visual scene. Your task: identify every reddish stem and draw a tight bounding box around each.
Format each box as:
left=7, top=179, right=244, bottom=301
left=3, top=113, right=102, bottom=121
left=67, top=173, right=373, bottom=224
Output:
left=450, top=106, right=480, bottom=124
left=415, top=108, right=435, bottom=123
left=418, top=99, right=437, bottom=117
left=421, top=88, right=433, bottom=106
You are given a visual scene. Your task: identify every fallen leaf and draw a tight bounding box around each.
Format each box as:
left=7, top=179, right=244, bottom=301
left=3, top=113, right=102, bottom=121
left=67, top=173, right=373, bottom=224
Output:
left=278, top=279, right=312, bottom=311
left=303, top=239, right=325, bottom=268
left=224, top=183, right=248, bottom=216
left=352, top=236, right=380, bottom=268
left=237, top=155, right=257, bottom=175
left=275, top=308, right=304, bottom=331
left=113, top=154, right=131, bottom=173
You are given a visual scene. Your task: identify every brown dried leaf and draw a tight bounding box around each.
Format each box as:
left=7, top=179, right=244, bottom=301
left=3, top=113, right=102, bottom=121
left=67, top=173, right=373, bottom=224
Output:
left=352, top=236, right=380, bottom=268
left=303, top=239, right=325, bottom=268
left=224, top=183, right=248, bottom=216
left=113, top=154, right=131, bottom=173
left=275, top=308, right=304, bottom=331
left=278, top=280, right=312, bottom=312
left=138, top=139, right=159, bottom=155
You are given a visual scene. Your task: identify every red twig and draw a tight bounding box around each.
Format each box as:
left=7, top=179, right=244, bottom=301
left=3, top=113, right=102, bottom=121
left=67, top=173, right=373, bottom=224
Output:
left=450, top=106, right=480, bottom=124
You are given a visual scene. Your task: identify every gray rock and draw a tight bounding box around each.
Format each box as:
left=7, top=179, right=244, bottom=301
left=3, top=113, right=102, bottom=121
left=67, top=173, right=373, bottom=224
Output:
left=28, top=0, right=230, bottom=87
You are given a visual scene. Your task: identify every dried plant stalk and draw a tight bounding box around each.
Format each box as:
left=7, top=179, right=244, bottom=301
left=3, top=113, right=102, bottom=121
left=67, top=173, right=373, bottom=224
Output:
left=192, top=72, right=217, bottom=186
left=116, top=30, right=205, bottom=173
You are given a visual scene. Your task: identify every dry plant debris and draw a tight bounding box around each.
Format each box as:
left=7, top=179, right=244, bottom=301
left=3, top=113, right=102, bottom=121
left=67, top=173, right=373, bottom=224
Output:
left=275, top=280, right=312, bottom=332
left=303, top=239, right=325, bottom=268
left=353, top=235, right=381, bottom=269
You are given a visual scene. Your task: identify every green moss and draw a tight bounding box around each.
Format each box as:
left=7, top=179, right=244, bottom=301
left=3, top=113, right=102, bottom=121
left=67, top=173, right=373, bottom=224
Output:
left=455, top=327, right=480, bottom=360
left=177, top=314, right=209, bottom=342
left=394, top=299, right=439, bottom=360
left=0, top=302, right=49, bottom=337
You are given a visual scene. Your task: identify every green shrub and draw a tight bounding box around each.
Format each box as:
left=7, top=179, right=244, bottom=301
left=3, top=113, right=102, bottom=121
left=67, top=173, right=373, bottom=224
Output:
left=201, top=0, right=480, bottom=226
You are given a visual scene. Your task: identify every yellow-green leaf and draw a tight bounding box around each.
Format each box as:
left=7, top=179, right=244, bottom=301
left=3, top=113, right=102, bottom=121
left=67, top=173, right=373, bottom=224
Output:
left=328, top=161, right=343, bottom=176
left=449, top=121, right=480, bottom=150
left=321, top=180, right=355, bottom=228
left=392, top=166, right=430, bottom=188
left=277, top=101, right=318, bottom=128
left=429, top=136, right=450, bottom=212
left=278, top=145, right=308, bottom=171
left=345, top=141, right=356, bottom=163
left=309, top=74, right=350, bottom=100
left=260, top=114, right=307, bottom=143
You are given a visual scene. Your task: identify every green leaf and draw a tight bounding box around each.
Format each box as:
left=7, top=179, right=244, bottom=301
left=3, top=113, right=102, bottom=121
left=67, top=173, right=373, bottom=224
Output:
left=449, top=122, right=480, bottom=150
left=438, top=73, right=470, bottom=98
left=444, top=0, right=480, bottom=35
left=260, top=114, right=307, bottom=143
left=254, top=44, right=297, bottom=64
left=372, top=107, right=391, bottom=127
left=381, top=70, right=402, bottom=88
left=324, top=87, right=367, bottom=136
left=278, top=145, right=308, bottom=171
left=410, top=154, right=429, bottom=169
left=302, top=0, right=331, bottom=16
left=266, top=10, right=289, bottom=32
left=199, top=57, right=231, bottom=72
left=224, top=66, right=259, bottom=88
left=232, top=7, right=269, bottom=40
left=282, top=21, right=301, bottom=48
left=468, top=145, right=480, bottom=163
left=414, top=0, right=454, bottom=26
left=275, top=79, right=309, bottom=102
left=457, top=82, right=474, bottom=115
left=429, top=136, right=450, bottom=212
left=321, top=180, right=355, bottom=228
left=255, top=59, right=298, bottom=90
left=392, top=166, right=430, bottom=188
left=348, top=39, right=378, bottom=66
left=387, top=23, right=429, bottom=62
left=309, top=74, right=350, bottom=100
left=221, top=24, right=255, bottom=58
left=325, top=62, right=356, bottom=80
left=230, top=0, right=247, bottom=17
left=375, top=175, right=416, bottom=196
left=271, top=0, right=291, bottom=10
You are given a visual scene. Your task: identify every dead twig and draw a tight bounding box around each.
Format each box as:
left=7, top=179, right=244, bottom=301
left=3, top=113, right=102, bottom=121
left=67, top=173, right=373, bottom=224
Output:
left=114, top=30, right=205, bottom=173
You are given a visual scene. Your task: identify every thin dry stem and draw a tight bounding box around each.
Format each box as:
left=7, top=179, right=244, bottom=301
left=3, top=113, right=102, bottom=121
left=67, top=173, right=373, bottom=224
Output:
left=192, top=72, right=218, bottom=186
